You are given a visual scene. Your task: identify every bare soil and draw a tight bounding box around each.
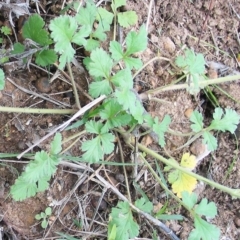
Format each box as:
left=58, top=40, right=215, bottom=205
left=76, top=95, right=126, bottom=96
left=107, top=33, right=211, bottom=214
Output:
left=0, top=0, right=240, bottom=239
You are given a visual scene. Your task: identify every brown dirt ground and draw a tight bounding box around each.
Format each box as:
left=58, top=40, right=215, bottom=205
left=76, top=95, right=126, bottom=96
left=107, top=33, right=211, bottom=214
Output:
left=0, top=0, right=240, bottom=239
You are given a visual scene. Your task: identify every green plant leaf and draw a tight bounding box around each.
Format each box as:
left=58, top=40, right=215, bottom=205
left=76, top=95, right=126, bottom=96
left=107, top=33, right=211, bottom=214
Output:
left=123, top=56, right=143, bottom=69
left=57, top=232, right=79, bottom=240
left=41, top=219, right=48, bottom=229
left=110, top=41, right=124, bottom=61
left=100, top=99, right=132, bottom=131
left=109, top=201, right=139, bottom=240
left=114, top=88, right=144, bottom=123
left=10, top=134, right=61, bottom=201
left=11, top=42, right=25, bottom=54
left=135, top=197, right=153, bottom=213
left=125, top=25, right=147, bottom=55
left=111, top=0, right=126, bottom=10
left=117, top=11, right=138, bottom=28
left=45, top=207, right=52, bottom=216
left=0, top=68, right=5, bottom=90
left=195, top=198, right=217, bottom=218
left=157, top=214, right=184, bottom=221
left=209, top=108, right=240, bottom=134
left=190, top=110, right=204, bottom=132
left=23, top=14, right=52, bottom=46
left=49, top=15, right=77, bottom=69
left=85, top=38, right=100, bottom=51
left=175, top=49, right=205, bottom=75
left=202, top=131, right=217, bottom=151
left=108, top=223, right=117, bottom=240
left=182, top=191, right=198, bottom=209
left=152, top=115, right=171, bottom=147
left=112, top=68, right=133, bottom=88
left=1, top=26, right=11, bottom=35
left=81, top=120, right=115, bottom=162
left=35, top=49, right=57, bottom=67
left=50, top=133, right=62, bottom=155
left=188, top=216, right=220, bottom=240
left=75, top=1, right=97, bottom=28
left=35, top=214, right=42, bottom=220
left=96, top=7, right=114, bottom=30
left=89, top=79, right=112, bottom=97
left=10, top=176, right=38, bottom=201
left=89, top=48, right=113, bottom=79
left=72, top=25, right=91, bottom=46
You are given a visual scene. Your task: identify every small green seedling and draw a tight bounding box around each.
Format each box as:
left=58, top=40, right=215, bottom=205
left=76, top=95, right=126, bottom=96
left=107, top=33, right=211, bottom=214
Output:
left=35, top=207, right=52, bottom=229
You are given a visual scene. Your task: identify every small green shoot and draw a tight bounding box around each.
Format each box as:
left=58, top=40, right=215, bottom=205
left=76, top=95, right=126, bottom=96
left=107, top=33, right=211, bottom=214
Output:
left=111, top=0, right=138, bottom=28
left=108, top=201, right=139, bottom=240
left=182, top=192, right=220, bottom=240
left=10, top=133, right=62, bottom=201
left=81, top=120, right=115, bottom=163
left=35, top=207, right=52, bottom=229
left=0, top=68, right=5, bottom=90
left=1, top=26, right=11, bottom=36
left=190, top=108, right=240, bottom=151
left=175, top=49, right=206, bottom=94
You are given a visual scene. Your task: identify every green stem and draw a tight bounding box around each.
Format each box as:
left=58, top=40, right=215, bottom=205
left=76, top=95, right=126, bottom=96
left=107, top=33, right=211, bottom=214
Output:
left=0, top=106, right=76, bottom=114
left=141, top=155, right=191, bottom=212
left=137, top=142, right=240, bottom=198
left=145, top=74, right=240, bottom=96
left=67, top=62, right=81, bottom=109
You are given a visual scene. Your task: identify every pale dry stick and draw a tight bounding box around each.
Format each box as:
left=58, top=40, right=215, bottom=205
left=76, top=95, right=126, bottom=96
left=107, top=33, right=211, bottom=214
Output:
left=95, top=172, right=180, bottom=240
left=228, top=0, right=240, bottom=20
left=17, top=95, right=106, bottom=159
left=7, top=77, right=70, bottom=107
left=0, top=106, right=76, bottom=114
left=146, top=0, right=154, bottom=33
left=209, top=28, right=219, bottom=56
left=88, top=188, right=107, bottom=231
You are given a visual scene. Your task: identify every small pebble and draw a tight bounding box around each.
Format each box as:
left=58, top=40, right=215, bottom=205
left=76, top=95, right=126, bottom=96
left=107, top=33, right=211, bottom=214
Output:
left=184, top=108, right=193, bottom=118
left=35, top=77, right=51, bottom=93
left=234, top=216, right=240, bottom=227
left=163, top=37, right=176, bottom=53
left=91, top=196, right=107, bottom=211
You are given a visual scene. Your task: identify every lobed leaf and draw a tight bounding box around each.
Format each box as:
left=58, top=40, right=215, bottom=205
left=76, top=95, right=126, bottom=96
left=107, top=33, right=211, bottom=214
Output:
left=49, top=15, right=77, bottom=69
left=89, top=48, right=113, bottom=79
left=117, top=11, right=138, bottom=28
left=23, top=14, right=52, bottom=46
left=109, top=201, right=139, bottom=240
left=210, top=108, right=240, bottom=134
left=135, top=197, right=153, bottom=213
left=189, top=216, right=220, bottom=240
left=35, top=49, right=57, bottom=67
left=195, top=198, right=217, bottom=218
left=152, top=115, right=171, bottom=147
left=190, top=110, right=204, bottom=132
left=181, top=191, right=198, bottom=210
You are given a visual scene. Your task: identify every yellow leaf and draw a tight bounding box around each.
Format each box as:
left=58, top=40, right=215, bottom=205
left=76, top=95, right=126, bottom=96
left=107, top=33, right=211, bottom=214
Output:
left=172, top=172, right=197, bottom=198
left=180, top=152, right=196, bottom=170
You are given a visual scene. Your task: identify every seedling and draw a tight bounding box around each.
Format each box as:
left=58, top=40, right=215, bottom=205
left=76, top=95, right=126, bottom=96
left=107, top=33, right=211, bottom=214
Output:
left=182, top=192, right=220, bottom=240
left=0, top=69, right=5, bottom=90
left=35, top=207, right=52, bottom=229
